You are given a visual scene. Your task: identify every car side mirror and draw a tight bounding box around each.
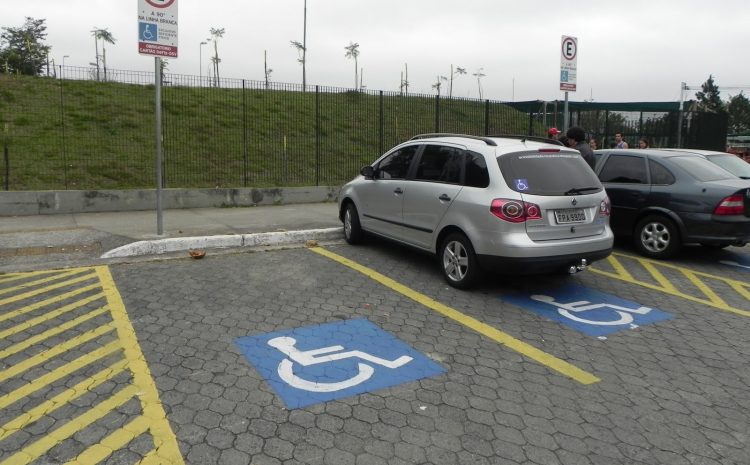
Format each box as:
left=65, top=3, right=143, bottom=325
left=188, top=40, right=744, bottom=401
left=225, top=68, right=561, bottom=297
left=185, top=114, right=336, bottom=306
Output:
left=361, top=166, right=375, bottom=179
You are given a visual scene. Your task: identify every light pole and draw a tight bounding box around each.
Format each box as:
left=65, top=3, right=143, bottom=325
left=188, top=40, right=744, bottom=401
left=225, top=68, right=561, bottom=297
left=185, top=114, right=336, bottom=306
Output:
left=199, top=41, right=207, bottom=84
left=62, top=55, right=69, bottom=67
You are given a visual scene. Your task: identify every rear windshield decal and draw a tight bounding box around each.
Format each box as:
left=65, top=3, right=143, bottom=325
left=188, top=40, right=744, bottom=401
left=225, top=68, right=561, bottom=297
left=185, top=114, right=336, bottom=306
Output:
left=515, top=179, right=529, bottom=191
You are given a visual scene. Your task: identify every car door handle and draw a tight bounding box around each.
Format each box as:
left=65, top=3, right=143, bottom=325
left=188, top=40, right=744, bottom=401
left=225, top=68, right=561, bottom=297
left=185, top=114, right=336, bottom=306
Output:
left=438, top=194, right=451, bottom=201
left=394, top=188, right=403, bottom=194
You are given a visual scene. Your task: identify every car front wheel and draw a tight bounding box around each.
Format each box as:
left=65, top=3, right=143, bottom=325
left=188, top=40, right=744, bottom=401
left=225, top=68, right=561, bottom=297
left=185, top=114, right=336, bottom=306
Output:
left=440, top=232, right=479, bottom=289
left=343, top=202, right=364, bottom=245
left=634, top=215, right=680, bottom=259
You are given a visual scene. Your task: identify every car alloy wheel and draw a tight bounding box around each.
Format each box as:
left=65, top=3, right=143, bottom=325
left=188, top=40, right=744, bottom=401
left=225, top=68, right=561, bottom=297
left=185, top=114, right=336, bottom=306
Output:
left=440, top=232, right=478, bottom=289
left=635, top=215, right=680, bottom=259
left=343, top=202, right=364, bottom=244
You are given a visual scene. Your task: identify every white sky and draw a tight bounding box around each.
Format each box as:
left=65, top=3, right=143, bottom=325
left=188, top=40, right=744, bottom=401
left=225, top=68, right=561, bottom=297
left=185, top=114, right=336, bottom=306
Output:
left=5, top=0, right=750, bottom=102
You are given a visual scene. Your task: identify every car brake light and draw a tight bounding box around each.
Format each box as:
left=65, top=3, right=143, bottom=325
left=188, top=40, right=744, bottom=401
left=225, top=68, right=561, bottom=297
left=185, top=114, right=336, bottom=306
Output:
left=490, top=199, right=542, bottom=223
left=538, top=148, right=560, bottom=153
left=599, top=196, right=611, bottom=216
left=714, top=195, right=745, bottom=215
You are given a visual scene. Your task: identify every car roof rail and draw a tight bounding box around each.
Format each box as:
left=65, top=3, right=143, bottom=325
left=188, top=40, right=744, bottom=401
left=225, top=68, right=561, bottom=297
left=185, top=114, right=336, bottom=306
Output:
left=409, top=133, right=498, bottom=146
left=487, top=134, right=565, bottom=146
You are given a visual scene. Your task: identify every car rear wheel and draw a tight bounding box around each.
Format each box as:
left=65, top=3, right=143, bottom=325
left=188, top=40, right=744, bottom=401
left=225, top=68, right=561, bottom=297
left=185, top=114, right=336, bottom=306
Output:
left=440, top=233, right=479, bottom=289
left=343, top=202, right=364, bottom=245
left=634, top=215, right=680, bottom=259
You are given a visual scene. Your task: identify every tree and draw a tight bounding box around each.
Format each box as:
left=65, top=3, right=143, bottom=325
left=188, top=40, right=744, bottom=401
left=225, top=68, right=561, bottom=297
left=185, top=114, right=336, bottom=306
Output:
left=432, top=75, right=448, bottom=96
left=209, top=27, right=225, bottom=87
left=0, top=17, right=50, bottom=75
left=695, top=75, right=725, bottom=113
left=450, top=66, right=466, bottom=98
left=472, top=68, right=486, bottom=100
left=727, top=92, right=750, bottom=133
left=290, top=40, right=305, bottom=87
left=264, top=50, right=273, bottom=89
left=91, top=28, right=116, bottom=81
left=344, top=42, right=360, bottom=90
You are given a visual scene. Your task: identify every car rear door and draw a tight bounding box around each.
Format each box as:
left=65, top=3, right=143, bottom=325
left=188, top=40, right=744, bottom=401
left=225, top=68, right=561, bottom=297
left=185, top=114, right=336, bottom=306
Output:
left=596, top=152, right=650, bottom=235
left=400, top=144, right=465, bottom=248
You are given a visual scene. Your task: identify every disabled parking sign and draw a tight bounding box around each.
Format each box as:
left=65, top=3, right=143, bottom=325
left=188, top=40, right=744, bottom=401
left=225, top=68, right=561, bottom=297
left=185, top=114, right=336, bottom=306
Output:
left=501, top=284, right=672, bottom=337
left=235, top=318, right=445, bottom=408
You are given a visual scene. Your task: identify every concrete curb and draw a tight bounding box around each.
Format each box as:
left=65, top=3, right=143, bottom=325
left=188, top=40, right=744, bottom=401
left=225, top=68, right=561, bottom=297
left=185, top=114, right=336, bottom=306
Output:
left=100, top=227, right=343, bottom=258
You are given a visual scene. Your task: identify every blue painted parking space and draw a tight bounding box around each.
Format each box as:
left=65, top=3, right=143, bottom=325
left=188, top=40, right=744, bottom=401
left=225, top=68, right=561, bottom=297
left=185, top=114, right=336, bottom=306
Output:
left=235, top=318, right=445, bottom=409
left=501, top=284, right=673, bottom=337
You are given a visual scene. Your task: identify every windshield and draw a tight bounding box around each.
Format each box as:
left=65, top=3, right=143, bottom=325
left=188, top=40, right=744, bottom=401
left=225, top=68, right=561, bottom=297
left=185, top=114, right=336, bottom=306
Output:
left=498, top=152, right=602, bottom=195
left=706, top=154, right=750, bottom=179
left=672, top=156, right=736, bottom=182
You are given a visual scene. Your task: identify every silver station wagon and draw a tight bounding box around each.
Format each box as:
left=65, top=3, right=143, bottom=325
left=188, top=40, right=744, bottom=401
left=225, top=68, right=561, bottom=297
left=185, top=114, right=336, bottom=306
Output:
left=338, top=134, right=614, bottom=288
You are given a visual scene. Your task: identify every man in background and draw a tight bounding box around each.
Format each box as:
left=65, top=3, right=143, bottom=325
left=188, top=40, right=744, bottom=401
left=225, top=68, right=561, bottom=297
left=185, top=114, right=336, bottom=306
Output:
left=566, top=126, right=596, bottom=170
left=615, top=132, right=629, bottom=148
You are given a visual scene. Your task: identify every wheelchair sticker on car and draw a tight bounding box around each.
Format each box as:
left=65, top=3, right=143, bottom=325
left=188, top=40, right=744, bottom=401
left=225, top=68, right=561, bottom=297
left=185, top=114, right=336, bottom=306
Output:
left=501, top=284, right=672, bottom=337
left=235, top=318, right=445, bottom=408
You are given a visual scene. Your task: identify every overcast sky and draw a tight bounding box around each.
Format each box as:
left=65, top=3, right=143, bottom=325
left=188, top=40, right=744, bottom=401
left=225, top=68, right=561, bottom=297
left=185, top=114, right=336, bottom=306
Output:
left=5, top=0, right=750, bottom=102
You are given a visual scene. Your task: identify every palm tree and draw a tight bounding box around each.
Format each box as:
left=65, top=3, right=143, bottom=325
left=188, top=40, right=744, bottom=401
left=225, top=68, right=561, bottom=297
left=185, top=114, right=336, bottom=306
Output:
left=473, top=67, right=486, bottom=100
left=450, top=66, right=466, bottom=98
left=344, top=42, right=360, bottom=91
left=209, top=27, right=225, bottom=87
left=91, top=27, right=115, bottom=81
left=432, top=76, right=448, bottom=96
left=290, top=40, right=305, bottom=88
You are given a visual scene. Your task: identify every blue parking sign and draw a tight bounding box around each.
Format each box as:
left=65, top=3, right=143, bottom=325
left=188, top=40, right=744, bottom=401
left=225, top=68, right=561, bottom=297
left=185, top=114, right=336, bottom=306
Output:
left=501, top=284, right=672, bottom=337
left=235, top=318, right=445, bottom=408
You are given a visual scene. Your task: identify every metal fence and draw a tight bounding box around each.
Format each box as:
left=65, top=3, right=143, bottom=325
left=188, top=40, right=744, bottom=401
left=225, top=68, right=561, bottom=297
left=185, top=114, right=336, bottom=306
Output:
left=1, top=66, right=722, bottom=191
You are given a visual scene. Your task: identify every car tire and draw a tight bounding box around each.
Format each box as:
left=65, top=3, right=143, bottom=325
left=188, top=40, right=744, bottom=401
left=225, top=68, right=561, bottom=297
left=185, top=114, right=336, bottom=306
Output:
left=343, top=202, right=364, bottom=245
left=634, top=215, right=680, bottom=259
left=439, top=232, right=479, bottom=289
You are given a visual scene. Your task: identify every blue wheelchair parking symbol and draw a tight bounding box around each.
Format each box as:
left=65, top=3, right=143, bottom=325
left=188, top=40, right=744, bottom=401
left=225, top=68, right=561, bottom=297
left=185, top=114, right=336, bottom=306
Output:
left=235, top=318, right=445, bottom=408
left=139, top=22, right=157, bottom=42
left=515, top=179, right=529, bottom=191
left=501, top=284, right=672, bottom=337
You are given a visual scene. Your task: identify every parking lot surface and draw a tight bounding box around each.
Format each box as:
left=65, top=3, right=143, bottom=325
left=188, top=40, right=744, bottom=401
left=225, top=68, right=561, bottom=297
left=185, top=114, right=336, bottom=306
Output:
left=1, top=241, right=749, bottom=464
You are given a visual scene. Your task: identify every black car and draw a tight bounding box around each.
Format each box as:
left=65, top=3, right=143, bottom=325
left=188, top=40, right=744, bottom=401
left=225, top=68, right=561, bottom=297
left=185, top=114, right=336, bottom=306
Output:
left=594, top=149, right=750, bottom=258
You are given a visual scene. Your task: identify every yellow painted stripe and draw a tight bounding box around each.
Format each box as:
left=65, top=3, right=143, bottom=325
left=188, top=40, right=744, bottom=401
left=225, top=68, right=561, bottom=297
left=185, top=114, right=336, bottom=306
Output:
left=607, top=255, right=634, bottom=281
left=681, top=269, right=728, bottom=308
left=309, top=247, right=600, bottom=385
left=0, top=298, right=107, bottom=341
left=96, top=266, right=186, bottom=465
left=640, top=261, right=679, bottom=293
left=0, top=360, right=128, bottom=441
left=0, top=341, right=121, bottom=409
left=0, top=285, right=102, bottom=324
left=0, top=269, right=83, bottom=296
left=135, top=449, right=160, bottom=465
left=729, top=281, right=750, bottom=301
left=0, top=323, right=115, bottom=383
left=0, top=271, right=98, bottom=307
left=64, top=415, right=151, bottom=465
left=0, top=385, right=138, bottom=465
left=614, top=251, right=750, bottom=286
left=0, top=270, right=62, bottom=284
left=0, top=306, right=110, bottom=360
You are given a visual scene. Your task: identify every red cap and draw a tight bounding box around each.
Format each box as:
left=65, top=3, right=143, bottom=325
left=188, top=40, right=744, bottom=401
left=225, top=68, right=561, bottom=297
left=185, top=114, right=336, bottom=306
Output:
left=547, top=127, right=561, bottom=136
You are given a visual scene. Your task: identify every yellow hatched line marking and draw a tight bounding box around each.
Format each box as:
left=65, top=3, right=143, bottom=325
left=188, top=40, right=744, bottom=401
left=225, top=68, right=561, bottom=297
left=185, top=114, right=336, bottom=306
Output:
left=0, top=285, right=102, bottom=324
left=729, top=281, right=750, bottom=301
left=591, top=252, right=750, bottom=318
left=0, top=323, right=115, bottom=383
left=0, top=269, right=83, bottom=297
left=640, top=261, right=679, bottom=293
left=0, top=299, right=107, bottom=341
left=0, top=385, right=138, bottom=465
left=0, top=271, right=97, bottom=307
left=681, top=269, right=728, bottom=308
left=64, top=414, right=151, bottom=465
left=0, top=360, right=128, bottom=441
left=310, top=247, right=600, bottom=385
left=95, top=266, right=185, bottom=465
left=606, top=255, right=634, bottom=281
left=135, top=449, right=160, bottom=465
left=0, top=270, right=64, bottom=284
left=0, top=306, right=111, bottom=360
left=0, top=341, right=121, bottom=410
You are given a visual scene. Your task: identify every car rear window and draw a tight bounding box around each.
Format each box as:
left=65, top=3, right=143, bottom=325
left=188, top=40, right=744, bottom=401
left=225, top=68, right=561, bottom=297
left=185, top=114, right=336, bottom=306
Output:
left=497, top=152, right=602, bottom=195
left=672, top=156, right=736, bottom=182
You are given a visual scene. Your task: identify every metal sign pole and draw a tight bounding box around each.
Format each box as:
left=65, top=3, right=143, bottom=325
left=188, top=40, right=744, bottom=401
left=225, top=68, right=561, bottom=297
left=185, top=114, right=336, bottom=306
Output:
left=563, top=92, right=569, bottom=132
left=155, top=57, right=163, bottom=235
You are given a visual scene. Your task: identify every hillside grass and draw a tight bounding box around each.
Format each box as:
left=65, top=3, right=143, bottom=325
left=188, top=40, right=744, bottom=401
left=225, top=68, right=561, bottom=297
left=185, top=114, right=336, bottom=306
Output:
left=0, top=74, right=541, bottom=190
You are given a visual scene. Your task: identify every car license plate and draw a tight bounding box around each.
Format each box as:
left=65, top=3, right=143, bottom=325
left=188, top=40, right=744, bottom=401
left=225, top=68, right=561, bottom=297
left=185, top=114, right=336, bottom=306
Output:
left=555, top=208, right=586, bottom=224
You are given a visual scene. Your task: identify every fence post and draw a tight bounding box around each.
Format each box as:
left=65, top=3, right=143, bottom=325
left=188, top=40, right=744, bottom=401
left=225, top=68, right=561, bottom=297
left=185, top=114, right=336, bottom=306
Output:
left=242, top=79, right=248, bottom=187
left=3, top=127, right=8, bottom=191
left=379, top=91, right=384, bottom=156
left=527, top=110, right=534, bottom=136
left=315, top=85, right=320, bottom=186
left=59, top=68, right=68, bottom=190
left=434, top=95, right=440, bottom=133
left=638, top=111, right=643, bottom=144
left=604, top=110, right=610, bottom=146
left=484, top=100, right=490, bottom=135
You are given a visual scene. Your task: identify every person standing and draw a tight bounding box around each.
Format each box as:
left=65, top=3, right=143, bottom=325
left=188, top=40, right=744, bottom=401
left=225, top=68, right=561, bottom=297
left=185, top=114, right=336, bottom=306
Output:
left=547, top=128, right=561, bottom=139
left=638, top=138, right=650, bottom=149
left=615, top=133, right=629, bottom=149
left=566, top=126, right=596, bottom=170
left=589, top=137, right=598, bottom=150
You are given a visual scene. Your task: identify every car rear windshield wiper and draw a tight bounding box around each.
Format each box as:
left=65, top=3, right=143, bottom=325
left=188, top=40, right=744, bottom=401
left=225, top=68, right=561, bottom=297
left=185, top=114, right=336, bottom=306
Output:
left=564, top=186, right=600, bottom=195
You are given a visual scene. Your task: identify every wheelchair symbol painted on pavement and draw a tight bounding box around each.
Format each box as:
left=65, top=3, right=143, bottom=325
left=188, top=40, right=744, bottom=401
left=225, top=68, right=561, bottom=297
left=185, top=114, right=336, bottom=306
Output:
left=530, top=294, right=651, bottom=327
left=235, top=319, right=444, bottom=408
left=268, top=336, right=412, bottom=392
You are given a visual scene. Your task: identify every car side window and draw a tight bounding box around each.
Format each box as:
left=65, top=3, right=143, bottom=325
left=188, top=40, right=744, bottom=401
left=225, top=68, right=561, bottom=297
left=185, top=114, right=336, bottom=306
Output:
left=598, top=154, right=648, bottom=184
left=648, top=159, right=675, bottom=185
left=464, top=151, right=489, bottom=188
left=375, top=145, right=419, bottom=179
left=413, top=145, right=463, bottom=184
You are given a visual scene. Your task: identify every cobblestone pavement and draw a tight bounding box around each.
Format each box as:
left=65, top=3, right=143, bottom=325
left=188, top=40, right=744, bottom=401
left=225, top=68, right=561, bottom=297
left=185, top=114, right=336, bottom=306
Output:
left=2, top=241, right=749, bottom=464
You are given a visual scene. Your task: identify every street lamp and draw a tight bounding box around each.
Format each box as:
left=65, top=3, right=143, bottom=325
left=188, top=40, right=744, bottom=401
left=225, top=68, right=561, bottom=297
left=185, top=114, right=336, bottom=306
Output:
left=199, top=41, right=207, bottom=84
left=62, top=55, right=69, bottom=67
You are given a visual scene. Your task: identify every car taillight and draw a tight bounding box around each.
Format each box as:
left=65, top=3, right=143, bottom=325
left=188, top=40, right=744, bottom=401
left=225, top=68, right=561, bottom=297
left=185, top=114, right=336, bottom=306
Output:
left=599, top=196, right=611, bottom=216
left=714, top=195, right=745, bottom=215
left=538, top=148, right=560, bottom=153
left=490, top=199, right=542, bottom=223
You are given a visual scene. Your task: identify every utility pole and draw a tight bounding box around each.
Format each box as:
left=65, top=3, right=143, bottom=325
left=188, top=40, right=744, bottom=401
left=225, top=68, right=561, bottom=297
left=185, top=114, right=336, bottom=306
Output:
left=302, top=0, right=307, bottom=90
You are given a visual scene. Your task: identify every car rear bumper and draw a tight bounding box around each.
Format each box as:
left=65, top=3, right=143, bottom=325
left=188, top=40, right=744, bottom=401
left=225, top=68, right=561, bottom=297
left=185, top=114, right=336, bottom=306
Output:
left=682, top=214, right=750, bottom=245
left=477, top=247, right=613, bottom=275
